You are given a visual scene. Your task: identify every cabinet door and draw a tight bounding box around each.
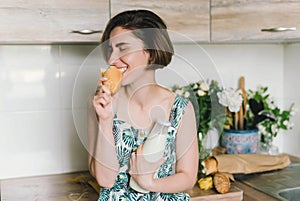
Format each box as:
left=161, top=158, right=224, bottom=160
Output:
left=0, top=0, right=109, bottom=43
left=211, top=0, right=300, bottom=41
left=110, top=0, right=210, bottom=42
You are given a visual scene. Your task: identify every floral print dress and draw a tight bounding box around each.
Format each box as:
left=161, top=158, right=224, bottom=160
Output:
left=98, top=95, right=190, bottom=201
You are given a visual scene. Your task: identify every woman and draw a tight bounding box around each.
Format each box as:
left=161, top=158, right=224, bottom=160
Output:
left=88, top=9, right=198, bottom=200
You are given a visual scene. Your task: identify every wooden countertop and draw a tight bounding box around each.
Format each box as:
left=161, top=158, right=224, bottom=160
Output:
left=2, top=154, right=298, bottom=201
left=288, top=154, right=300, bottom=163
left=1, top=172, right=99, bottom=201
left=1, top=171, right=242, bottom=201
left=233, top=154, right=300, bottom=201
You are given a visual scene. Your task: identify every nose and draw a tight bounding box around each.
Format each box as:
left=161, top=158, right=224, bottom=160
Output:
left=108, top=49, right=121, bottom=65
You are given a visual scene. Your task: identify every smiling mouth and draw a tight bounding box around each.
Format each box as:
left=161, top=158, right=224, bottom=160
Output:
left=118, top=67, right=127, bottom=73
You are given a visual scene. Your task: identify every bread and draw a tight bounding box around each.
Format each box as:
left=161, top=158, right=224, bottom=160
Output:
left=198, top=176, right=213, bottom=190
left=202, top=157, right=218, bottom=175
left=101, top=66, right=122, bottom=94
left=213, top=173, right=231, bottom=194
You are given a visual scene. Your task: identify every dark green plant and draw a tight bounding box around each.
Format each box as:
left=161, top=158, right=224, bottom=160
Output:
left=171, top=80, right=226, bottom=156
left=247, top=86, right=295, bottom=144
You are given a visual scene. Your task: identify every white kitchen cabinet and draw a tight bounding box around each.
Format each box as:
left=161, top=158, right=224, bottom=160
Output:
left=110, top=0, right=210, bottom=43
left=0, top=0, right=109, bottom=43
left=211, top=0, right=300, bottom=42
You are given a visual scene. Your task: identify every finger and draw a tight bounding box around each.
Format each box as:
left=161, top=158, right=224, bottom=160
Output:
left=95, top=85, right=101, bottom=95
left=94, top=89, right=112, bottom=103
left=131, top=151, right=136, bottom=161
left=129, top=152, right=136, bottom=175
left=100, top=77, right=108, bottom=82
left=93, top=96, right=108, bottom=108
left=95, top=76, right=108, bottom=91
left=96, top=77, right=107, bottom=87
left=93, top=96, right=102, bottom=107
left=136, top=144, right=144, bottom=155
left=99, top=92, right=112, bottom=103
left=97, top=96, right=113, bottom=108
left=95, top=81, right=103, bottom=95
left=98, top=97, right=109, bottom=107
left=101, top=85, right=111, bottom=95
left=94, top=87, right=110, bottom=98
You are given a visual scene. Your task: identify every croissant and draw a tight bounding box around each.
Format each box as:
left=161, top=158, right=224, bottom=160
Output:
left=213, top=173, right=231, bottom=194
left=101, top=66, right=122, bottom=94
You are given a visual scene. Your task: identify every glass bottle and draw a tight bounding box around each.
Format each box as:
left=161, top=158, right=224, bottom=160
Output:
left=129, top=118, right=171, bottom=193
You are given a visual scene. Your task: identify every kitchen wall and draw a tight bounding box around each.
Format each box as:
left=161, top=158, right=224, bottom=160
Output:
left=283, top=43, right=300, bottom=157
left=0, top=43, right=299, bottom=179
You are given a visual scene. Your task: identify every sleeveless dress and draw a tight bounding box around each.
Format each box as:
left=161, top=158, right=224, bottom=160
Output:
left=98, top=95, right=191, bottom=201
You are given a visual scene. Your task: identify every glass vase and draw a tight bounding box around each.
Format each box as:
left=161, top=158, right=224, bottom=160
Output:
left=258, top=134, right=279, bottom=155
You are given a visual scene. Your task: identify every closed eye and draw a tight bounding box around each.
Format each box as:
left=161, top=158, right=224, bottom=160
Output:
left=115, top=42, right=129, bottom=52
left=119, top=46, right=128, bottom=52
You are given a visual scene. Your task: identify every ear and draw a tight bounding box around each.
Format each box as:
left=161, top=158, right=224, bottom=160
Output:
left=145, top=49, right=154, bottom=65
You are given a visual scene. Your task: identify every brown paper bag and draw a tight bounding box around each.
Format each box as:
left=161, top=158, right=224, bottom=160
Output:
left=213, top=154, right=291, bottom=174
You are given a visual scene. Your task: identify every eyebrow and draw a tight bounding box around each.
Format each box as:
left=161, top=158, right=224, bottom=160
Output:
left=115, top=42, right=129, bottom=48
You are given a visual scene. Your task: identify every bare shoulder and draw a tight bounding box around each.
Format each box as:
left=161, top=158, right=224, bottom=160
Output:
left=157, top=86, right=196, bottom=114
left=158, top=86, right=177, bottom=102
left=185, top=100, right=196, bottom=115
left=160, top=87, right=194, bottom=113
left=158, top=86, right=190, bottom=105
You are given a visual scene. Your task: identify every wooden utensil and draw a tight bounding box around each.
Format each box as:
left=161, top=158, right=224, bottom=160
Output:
left=238, top=76, right=247, bottom=130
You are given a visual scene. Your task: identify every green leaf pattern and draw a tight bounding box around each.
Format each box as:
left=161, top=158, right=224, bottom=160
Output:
left=98, top=95, right=190, bottom=200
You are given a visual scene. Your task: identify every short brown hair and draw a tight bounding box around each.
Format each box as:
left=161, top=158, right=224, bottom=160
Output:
left=101, top=10, right=174, bottom=69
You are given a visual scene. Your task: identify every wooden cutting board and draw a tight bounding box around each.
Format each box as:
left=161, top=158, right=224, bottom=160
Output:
left=186, top=184, right=243, bottom=201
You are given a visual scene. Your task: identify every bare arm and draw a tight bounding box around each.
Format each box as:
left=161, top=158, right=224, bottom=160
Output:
left=87, top=84, right=120, bottom=188
left=87, top=94, right=97, bottom=177
left=131, top=102, right=199, bottom=193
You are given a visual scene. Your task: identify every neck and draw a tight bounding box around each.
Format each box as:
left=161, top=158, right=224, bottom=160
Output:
left=124, top=70, right=157, bottom=104
left=126, top=84, right=158, bottom=106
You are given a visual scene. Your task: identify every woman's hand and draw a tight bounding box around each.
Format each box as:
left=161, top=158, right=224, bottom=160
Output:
left=93, top=77, right=114, bottom=121
left=129, top=144, right=165, bottom=191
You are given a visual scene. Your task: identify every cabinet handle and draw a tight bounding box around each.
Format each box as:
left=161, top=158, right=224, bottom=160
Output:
left=261, top=27, right=296, bottom=32
left=71, top=30, right=102, bottom=35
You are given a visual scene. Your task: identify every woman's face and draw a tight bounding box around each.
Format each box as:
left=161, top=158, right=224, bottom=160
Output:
left=108, top=27, right=150, bottom=86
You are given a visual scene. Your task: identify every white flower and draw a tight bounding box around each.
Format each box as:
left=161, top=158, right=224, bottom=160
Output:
left=200, top=81, right=209, bottom=91
left=197, top=89, right=206, bottom=96
left=184, top=91, right=190, bottom=98
left=258, top=124, right=266, bottom=134
left=193, top=84, right=198, bottom=89
left=175, top=89, right=183, bottom=95
left=271, top=124, right=278, bottom=133
left=283, top=121, right=293, bottom=129
left=198, top=132, right=202, bottom=140
left=217, top=88, right=243, bottom=112
left=257, top=85, right=264, bottom=94
left=266, top=97, right=276, bottom=110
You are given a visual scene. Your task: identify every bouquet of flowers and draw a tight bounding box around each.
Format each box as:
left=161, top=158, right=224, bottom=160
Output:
left=171, top=80, right=242, bottom=155
left=172, top=81, right=296, bottom=154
